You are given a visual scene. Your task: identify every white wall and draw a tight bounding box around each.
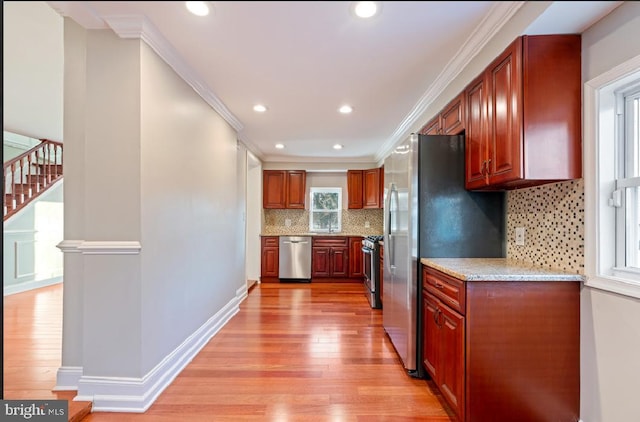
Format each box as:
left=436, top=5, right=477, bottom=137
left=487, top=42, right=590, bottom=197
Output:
left=138, top=39, right=243, bottom=374
left=3, top=1, right=63, bottom=141
left=55, top=20, right=245, bottom=409
left=580, top=3, right=640, bottom=420
left=3, top=181, right=64, bottom=295
left=246, top=151, right=262, bottom=283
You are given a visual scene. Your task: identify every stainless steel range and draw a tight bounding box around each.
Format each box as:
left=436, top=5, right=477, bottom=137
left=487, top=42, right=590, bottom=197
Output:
left=361, top=235, right=383, bottom=309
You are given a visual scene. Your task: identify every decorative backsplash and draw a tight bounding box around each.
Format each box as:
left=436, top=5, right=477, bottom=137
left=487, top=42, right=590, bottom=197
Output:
left=263, top=180, right=585, bottom=274
left=263, top=208, right=384, bottom=236
left=506, top=179, right=584, bottom=274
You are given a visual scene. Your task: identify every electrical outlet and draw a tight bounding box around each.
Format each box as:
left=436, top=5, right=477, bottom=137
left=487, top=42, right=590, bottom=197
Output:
left=364, top=221, right=370, bottom=228
left=515, top=227, right=525, bottom=246
left=285, top=219, right=291, bottom=227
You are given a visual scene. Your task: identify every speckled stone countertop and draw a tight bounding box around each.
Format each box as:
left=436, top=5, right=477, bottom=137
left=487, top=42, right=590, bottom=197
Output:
left=421, top=258, right=585, bottom=282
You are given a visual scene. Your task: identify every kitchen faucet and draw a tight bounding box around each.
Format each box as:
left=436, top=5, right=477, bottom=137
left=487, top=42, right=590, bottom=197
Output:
left=328, top=221, right=333, bottom=233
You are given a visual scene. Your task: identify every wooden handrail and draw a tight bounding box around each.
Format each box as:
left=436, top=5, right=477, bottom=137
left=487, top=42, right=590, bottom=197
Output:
left=3, top=138, right=63, bottom=221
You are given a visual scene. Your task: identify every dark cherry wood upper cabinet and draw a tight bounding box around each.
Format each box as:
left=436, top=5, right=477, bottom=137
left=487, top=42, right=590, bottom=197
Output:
left=347, top=170, right=364, bottom=209
left=363, top=168, right=381, bottom=208
left=347, top=167, right=383, bottom=209
left=263, top=170, right=287, bottom=208
left=441, top=92, right=465, bottom=135
left=419, top=92, right=465, bottom=136
left=420, top=116, right=440, bottom=135
left=464, top=34, right=582, bottom=190
left=286, top=170, right=306, bottom=209
left=263, top=170, right=306, bottom=209
left=465, top=73, right=488, bottom=189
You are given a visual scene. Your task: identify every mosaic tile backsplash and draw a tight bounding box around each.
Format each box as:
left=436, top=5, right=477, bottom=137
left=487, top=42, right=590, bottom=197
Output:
left=263, top=180, right=585, bottom=274
left=263, top=208, right=384, bottom=236
left=506, top=179, right=584, bottom=274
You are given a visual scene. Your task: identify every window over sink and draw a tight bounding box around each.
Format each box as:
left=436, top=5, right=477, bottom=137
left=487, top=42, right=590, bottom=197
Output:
left=309, top=187, right=342, bottom=233
left=585, top=54, right=640, bottom=298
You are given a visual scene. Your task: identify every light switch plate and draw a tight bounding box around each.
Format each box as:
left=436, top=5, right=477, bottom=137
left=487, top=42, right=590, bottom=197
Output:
left=515, top=227, right=525, bottom=246
left=364, top=221, right=370, bottom=228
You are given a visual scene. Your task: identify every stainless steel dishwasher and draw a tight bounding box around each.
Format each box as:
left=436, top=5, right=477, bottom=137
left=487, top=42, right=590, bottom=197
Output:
left=278, top=236, right=312, bottom=281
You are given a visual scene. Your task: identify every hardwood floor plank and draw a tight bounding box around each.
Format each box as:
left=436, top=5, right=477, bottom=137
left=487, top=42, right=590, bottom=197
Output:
left=5, top=282, right=454, bottom=421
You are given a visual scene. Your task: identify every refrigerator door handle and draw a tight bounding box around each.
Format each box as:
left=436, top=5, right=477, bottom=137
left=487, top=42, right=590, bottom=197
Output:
left=385, top=182, right=398, bottom=271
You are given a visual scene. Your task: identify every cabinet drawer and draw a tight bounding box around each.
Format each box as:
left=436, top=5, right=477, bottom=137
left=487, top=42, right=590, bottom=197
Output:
left=312, top=237, right=349, bottom=247
left=423, top=267, right=466, bottom=315
left=262, top=236, right=279, bottom=247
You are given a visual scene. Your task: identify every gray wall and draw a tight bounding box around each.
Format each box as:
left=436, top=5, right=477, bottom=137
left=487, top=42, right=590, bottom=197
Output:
left=580, top=2, right=640, bottom=421
left=61, top=24, right=244, bottom=385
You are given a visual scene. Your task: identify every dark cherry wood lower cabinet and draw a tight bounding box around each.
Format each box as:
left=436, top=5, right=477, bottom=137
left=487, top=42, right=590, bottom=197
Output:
left=422, top=265, right=580, bottom=422
left=348, top=236, right=364, bottom=279
left=312, top=237, right=349, bottom=281
left=260, top=236, right=279, bottom=283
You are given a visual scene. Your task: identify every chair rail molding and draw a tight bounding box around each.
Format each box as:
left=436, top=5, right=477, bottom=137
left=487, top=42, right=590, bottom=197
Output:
left=57, top=240, right=142, bottom=255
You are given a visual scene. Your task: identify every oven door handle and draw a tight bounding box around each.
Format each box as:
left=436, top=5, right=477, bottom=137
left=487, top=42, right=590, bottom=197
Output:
left=361, top=247, right=374, bottom=254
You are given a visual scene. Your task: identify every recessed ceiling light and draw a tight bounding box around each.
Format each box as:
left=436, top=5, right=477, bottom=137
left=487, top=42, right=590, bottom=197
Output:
left=275, top=143, right=285, bottom=149
left=339, top=105, right=353, bottom=114
left=353, top=1, right=380, bottom=19
left=253, top=104, right=268, bottom=113
left=186, top=1, right=210, bottom=17
left=333, top=144, right=344, bottom=150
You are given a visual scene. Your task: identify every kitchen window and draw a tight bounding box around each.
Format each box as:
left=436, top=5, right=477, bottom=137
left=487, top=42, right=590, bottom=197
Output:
left=584, top=54, right=640, bottom=298
left=309, top=187, right=342, bottom=233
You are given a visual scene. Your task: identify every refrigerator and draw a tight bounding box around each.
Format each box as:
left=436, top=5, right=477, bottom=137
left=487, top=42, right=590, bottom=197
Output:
left=382, top=133, right=505, bottom=378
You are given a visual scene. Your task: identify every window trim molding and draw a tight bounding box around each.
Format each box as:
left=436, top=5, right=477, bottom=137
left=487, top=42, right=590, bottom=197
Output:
left=584, top=53, right=640, bottom=299
left=309, top=187, right=343, bottom=233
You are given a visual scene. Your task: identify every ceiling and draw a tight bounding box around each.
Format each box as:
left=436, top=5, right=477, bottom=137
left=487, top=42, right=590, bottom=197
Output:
left=44, top=1, right=622, bottom=165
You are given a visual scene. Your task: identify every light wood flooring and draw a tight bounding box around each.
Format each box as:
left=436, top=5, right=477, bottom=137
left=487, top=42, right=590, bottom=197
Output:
left=4, top=282, right=454, bottom=421
left=2, top=283, right=92, bottom=421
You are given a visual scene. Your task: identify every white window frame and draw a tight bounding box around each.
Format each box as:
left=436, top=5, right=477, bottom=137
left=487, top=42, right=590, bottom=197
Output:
left=309, top=187, right=342, bottom=233
left=584, top=53, right=640, bottom=299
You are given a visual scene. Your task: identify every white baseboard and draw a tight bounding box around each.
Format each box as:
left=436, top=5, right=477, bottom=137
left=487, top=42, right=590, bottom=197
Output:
left=75, top=292, right=241, bottom=412
left=4, top=276, right=63, bottom=296
left=237, top=283, right=248, bottom=302
left=53, top=366, right=83, bottom=391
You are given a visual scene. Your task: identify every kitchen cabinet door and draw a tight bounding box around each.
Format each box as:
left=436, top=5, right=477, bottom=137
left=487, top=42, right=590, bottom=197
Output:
left=331, top=246, right=349, bottom=277
left=363, top=168, right=381, bottom=208
left=438, top=302, right=465, bottom=420
left=260, top=236, right=279, bottom=282
left=485, top=39, right=522, bottom=186
left=312, top=237, right=349, bottom=279
left=420, top=116, right=440, bottom=135
left=348, top=237, right=364, bottom=278
left=347, top=168, right=383, bottom=209
left=286, top=170, right=306, bottom=209
left=464, top=35, right=581, bottom=190
left=263, top=171, right=287, bottom=208
left=441, top=92, right=465, bottom=135
left=311, top=247, right=331, bottom=277
left=263, top=170, right=306, bottom=209
left=422, top=289, right=465, bottom=422
left=464, top=73, right=489, bottom=189
left=347, top=170, right=364, bottom=209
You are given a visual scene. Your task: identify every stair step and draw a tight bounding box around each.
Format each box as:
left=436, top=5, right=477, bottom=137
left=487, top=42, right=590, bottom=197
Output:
left=68, top=399, right=92, bottom=422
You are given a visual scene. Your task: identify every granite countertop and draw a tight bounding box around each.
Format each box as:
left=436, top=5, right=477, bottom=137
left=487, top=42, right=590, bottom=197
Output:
left=421, top=257, right=585, bottom=282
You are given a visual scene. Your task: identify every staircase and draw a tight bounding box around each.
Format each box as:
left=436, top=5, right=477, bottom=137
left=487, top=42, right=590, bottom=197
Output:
left=3, top=139, right=63, bottom=221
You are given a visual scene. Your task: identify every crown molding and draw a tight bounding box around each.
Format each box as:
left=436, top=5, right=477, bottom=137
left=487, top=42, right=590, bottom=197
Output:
left=375, top=1, right=526, bottom=163
left=100, top=15, right=244, bottom=133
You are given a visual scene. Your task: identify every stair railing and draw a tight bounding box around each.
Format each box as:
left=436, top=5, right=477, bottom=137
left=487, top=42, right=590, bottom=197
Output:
left=3, top=139, right=63, bottom=221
